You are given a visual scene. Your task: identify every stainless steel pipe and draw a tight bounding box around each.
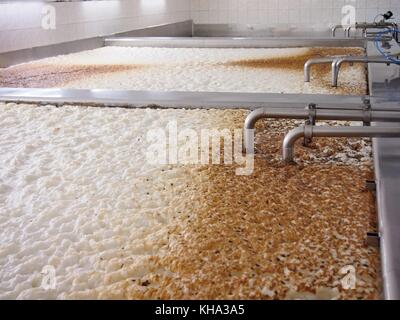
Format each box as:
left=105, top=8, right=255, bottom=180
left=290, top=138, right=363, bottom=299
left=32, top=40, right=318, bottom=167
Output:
left=354, top=21, right=397, bottom=29
left=345, top=26, right=352, bottom=38
left=332, top=21, right=399, bottom=41
left=304, top=57, right=338, bottom=82
left=332, top=21, right=399, bottom=42
left=283, top=125, right=400, bottom=163
left=354, top=21, right=399, bottom=42
left=332, top=56, right=392, bottom=87
left=304, top=55, right=356, bottom=84
left=244, top=107, right=400, bottom=153
left=331, top=25, right=342, bottom=37
left=305, top=55, right=392, bottom=87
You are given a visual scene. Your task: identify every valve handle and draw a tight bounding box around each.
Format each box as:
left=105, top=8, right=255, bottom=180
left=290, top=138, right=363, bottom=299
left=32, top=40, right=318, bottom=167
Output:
left=383, top=11, right=393, bottom=20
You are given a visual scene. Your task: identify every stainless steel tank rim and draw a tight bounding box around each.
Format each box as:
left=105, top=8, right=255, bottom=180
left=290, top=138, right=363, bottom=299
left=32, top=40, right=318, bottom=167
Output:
left=366, top=39, right=400, bottom=300
left=0, top=88, right=371, bottom=111
left=104, top=36, right=366, bottom=49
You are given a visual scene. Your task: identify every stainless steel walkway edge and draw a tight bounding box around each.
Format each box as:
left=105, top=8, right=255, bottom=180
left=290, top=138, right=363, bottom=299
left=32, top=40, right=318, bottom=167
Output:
left=0, top=88, right=369, bottom=110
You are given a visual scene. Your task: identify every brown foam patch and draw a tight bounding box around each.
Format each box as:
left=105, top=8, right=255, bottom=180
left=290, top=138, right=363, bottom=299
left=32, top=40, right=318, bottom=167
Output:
left=223, top=47, right=364, bottom=71
left=161, top=166, right=377, bottom=300
left=0, top=64, right=143, bottom=88
left=122, top=114, right=380, bottom=300
left=125, top=164, right=380, bottom=300
left=222, top=47, right=367, bottom=96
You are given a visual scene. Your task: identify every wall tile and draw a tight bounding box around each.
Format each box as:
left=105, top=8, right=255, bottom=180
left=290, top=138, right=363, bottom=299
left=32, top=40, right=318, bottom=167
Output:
left=0, top=0, right=191, bottom=53
left=190, top=0, right=400, bottom=26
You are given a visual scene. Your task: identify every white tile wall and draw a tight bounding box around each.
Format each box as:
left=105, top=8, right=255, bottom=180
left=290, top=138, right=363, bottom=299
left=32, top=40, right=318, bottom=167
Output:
left=2, top=1, right=399, bottom=54
left=0, top=0, right=191, bottom=53
left=190, top=0, right=400, bottom=27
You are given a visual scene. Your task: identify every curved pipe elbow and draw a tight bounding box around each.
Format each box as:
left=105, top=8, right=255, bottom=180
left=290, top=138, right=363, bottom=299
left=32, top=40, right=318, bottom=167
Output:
left=244, top=108, right=267, bottom=131
left=332, top=25, right=344, bottom=37
left=331, top=57, right=348, bottom=87
left=348, top=26, right=352, bottom=37
left=244, top=108, right=268, bottom=154
left=344, top=27, right=351, bottom=37
left=283, top=125, right=400, bottom=164
left=332, top=56, right=381, bottom=87
left=304, top=61, right=312, bottom=82
left=331, top=59, right=340, bottom=87
left=304, top=58, right=336, bottom=83
left=282, top=126, right=306, bottom=163
left=332, top=26, right=338, bottom=37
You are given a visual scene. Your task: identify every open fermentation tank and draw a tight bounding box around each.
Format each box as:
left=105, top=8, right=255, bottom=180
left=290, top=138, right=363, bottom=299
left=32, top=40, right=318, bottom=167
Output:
left=0, top=21, right=391, bottom=300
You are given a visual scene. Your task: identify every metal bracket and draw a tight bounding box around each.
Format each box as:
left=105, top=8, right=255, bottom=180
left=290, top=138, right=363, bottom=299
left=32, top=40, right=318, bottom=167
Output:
left=362, top=98, right=372, bottom=126
left=303, top=124, right=314, bottom=148
left=304, top=103, right=317, bottom=146
left=366, top=232, right=380, bottom=248
left=366, top=180, right=377, bottom=192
